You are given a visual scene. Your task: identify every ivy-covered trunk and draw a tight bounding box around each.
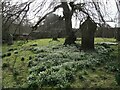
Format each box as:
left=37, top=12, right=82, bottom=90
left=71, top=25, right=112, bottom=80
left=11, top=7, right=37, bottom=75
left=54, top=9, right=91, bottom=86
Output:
left=81, top=17, right=97, bottom=51
left=61, top=2, right=76, bottom=45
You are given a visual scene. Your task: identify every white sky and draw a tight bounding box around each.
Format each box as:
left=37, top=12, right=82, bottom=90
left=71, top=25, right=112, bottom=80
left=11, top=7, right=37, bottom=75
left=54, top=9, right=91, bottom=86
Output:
left=7, top=0, right=119, bottom=28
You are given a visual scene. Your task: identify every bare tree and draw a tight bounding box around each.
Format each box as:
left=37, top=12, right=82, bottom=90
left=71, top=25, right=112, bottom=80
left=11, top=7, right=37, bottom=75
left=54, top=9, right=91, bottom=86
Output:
left=115, top=0, right=120, bottom=41
left=2, top=0, right=118, bottom=50
left=2, top=0, right=32, bottom=44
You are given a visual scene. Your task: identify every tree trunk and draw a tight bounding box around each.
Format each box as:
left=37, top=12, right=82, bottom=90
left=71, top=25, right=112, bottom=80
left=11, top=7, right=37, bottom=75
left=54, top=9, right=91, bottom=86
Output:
left=117, top=28, right=120, bottom=41
left=81, top=17, right=97, bottom=51
left=64, top=16, right=76, bottom=45
left=61, top=2, right=76, bottom=45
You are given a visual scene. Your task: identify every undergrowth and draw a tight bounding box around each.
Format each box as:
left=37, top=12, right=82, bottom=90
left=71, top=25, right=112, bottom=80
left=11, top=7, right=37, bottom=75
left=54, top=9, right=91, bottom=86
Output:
left=27, top=44, right=119, bottom=88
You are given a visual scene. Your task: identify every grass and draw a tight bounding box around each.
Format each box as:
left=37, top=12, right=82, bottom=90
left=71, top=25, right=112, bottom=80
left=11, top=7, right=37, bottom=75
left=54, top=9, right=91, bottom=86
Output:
left=2, top=38, right=120, bottom=88
left=94, top=38, right=116, bottom=43
left=75, top=38, right=116, bottom=45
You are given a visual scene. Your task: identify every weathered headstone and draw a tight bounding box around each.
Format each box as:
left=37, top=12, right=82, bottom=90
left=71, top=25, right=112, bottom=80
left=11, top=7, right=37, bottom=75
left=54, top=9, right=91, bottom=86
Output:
left=2, top=31, right=13, bottom=45
left=7, top=34, right=13, bottom=45
left=81, top=17, right=97, bottom=51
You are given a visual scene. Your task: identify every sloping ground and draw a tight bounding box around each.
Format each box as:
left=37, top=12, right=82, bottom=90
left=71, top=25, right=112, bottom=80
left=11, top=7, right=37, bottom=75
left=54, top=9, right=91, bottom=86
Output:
left=2, top=38, right=120, bottom=88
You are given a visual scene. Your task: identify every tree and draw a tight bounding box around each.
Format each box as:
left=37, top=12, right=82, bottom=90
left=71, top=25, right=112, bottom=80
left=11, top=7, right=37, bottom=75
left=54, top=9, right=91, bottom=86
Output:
left=2, top=0, right=117, bottom=50
left=115, top=0, right=120, bottom=41
left=31, top=1, right=89, bottom=45
left=31, top=1, right=77, bottom=45
left=2, top=0, right=32, bottom=44
left=61, top=2, right=76, bottom=45
left=31, top=0, right=109, bottom=50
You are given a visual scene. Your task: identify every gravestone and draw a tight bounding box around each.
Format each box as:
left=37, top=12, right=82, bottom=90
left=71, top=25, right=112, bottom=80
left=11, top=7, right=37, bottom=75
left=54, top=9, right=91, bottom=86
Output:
left=2, top=31, right=13, bottom=45
left=7, top=34, right=13, bottom=45
left=81, top=17, right=97, bottom=50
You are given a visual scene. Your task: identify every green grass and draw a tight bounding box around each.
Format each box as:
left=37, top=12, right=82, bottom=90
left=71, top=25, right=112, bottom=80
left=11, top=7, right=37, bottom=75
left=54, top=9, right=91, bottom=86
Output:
left=94, top=38, right=116, bottom=43
left=2, top=38, right=120, bottom=88
left=23, top=38, right=65, bottom=47
left=75, top=38, right=116, bottom=44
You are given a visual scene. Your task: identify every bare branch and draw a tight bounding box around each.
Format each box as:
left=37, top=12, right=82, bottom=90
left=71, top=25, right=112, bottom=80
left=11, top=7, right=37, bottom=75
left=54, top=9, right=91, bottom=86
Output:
left=32, top=4, right=62, bottom=30
left=92, top=0, right=106, bottom=24
left=3, top=2, right=32, bottom=32
left=13, top=2, right=31, bottom=35
left=115, top=0, right=120, bottom=12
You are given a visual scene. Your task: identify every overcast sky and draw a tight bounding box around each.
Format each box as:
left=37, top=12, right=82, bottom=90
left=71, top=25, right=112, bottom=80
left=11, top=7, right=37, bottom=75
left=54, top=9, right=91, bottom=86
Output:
left=7, top=0, right=119, bottom=28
